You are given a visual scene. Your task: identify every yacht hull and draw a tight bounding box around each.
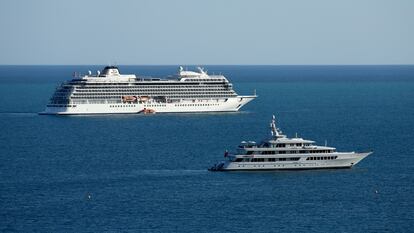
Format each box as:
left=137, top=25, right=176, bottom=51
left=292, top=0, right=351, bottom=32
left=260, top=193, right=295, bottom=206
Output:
left=210, top=152, right=372, bottom=171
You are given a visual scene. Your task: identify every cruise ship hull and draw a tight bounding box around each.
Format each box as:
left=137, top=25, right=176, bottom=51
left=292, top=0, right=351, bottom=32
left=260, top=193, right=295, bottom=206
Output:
left=40, top=96, right=255, bottom=115
left=211, top=152, right=372, bottom=171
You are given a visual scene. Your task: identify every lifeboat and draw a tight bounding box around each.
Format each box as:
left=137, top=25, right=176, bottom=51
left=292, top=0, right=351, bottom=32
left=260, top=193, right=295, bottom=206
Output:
left=141, top=108, right=156, bottom=114
left=122, top=95, right=138, bottom=103
left=139, top=96, right=150, bottom=102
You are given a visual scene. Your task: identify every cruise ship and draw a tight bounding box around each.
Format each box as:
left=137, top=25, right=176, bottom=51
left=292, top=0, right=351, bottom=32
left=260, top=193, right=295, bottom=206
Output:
left=41, top=66, right=256, bottom=115
left=209, top=115, right=372, bottom=171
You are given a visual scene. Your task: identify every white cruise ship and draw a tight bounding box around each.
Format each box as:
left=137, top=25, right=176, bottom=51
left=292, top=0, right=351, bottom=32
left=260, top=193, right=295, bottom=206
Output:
left=209, top=115, right=372, bottom=171
left=41, top=66, right=256, bottom=115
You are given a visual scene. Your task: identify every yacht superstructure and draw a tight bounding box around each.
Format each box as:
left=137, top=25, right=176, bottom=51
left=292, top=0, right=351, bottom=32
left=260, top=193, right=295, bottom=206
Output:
left=41, top=66, right=256, bottom=115
left=209, top=115, right=372, bottom=171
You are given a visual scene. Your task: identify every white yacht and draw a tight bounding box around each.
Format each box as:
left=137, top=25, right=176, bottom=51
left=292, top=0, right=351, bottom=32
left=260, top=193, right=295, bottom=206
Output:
left=209, top=115, right=372, bottom=171
left=40, top=66, right=256, bottom=115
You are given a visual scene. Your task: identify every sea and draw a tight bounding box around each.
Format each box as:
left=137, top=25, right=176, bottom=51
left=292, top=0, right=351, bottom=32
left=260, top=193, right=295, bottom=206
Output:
left=0, top=65, right=413, bottom=232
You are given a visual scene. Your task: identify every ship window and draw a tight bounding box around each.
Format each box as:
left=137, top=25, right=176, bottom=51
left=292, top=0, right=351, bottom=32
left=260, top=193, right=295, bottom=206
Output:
left=252, top=158, right=264, bottom=162
left=268, top=158, right=276, bottom=162
left=242, top=158, right=250, bottom=162
left=234, top=158, right=243, bottom=162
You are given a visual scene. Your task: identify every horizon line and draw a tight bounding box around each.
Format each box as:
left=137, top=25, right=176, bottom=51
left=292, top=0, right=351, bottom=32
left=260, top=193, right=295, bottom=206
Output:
left=0, top=64, right=413, bottom=66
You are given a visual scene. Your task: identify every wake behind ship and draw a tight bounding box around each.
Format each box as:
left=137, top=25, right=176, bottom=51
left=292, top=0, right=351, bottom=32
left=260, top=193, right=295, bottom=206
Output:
left=41, top=66, right=256, bottom=115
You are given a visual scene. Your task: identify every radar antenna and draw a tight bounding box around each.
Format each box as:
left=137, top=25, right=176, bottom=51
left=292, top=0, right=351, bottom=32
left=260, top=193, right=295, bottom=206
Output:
left=197, top=66, right=207, bottom=74
left=270, top=115, right=285, bottom=139
left=270, top=115, right=278, bottom=137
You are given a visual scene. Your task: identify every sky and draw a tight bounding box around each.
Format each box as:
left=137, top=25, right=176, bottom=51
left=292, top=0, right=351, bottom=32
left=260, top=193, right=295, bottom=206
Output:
left=0, top=0, right=413, bottom=65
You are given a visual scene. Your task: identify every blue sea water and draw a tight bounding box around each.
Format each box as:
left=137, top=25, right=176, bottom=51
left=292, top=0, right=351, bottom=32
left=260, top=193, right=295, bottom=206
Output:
left=0, top=65, right=413, bottom=232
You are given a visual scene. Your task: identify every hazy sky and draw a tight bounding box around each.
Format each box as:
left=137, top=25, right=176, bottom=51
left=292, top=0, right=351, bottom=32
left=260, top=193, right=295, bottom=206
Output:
left=0, top=0, right=413, bottom=65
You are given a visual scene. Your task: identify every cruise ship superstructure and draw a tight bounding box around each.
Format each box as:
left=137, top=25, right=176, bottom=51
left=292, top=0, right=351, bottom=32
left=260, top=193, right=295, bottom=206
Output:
left=209, top=115, right=372, bottom=171
left=41, top=66, right=256, bottom=115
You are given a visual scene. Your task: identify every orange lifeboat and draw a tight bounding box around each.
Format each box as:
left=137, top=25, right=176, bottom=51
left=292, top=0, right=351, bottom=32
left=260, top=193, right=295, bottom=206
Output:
left=122, top=96, right=138, bottom=103
left=141, top=108, right=156, bottom=114
left=139, top=96, right=150, bottom=102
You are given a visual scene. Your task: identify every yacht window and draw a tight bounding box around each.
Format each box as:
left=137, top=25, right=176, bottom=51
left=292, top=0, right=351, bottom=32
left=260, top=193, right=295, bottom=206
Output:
left=234, top=158, right=243, bottom=162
